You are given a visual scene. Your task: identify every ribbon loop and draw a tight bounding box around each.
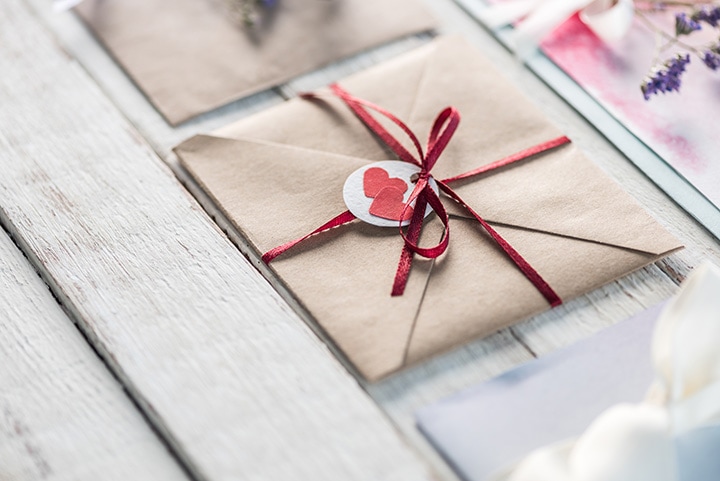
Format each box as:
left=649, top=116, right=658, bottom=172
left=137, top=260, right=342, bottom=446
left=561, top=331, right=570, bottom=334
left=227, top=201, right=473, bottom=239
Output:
left=329, top=84, right=424, bottom=166
left=425, top=107, right=461, bottom=171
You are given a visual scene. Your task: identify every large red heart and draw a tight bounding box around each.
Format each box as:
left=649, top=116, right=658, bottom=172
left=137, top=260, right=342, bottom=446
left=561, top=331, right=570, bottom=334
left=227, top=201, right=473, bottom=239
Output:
left=364, top=167, right=408, bottom=198
left=369, top=186, right=414, bottom=222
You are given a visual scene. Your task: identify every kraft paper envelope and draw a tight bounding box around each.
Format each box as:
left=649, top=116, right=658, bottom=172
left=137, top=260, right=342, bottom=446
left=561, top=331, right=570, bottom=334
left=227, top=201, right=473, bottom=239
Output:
left=175, top=36, right=683, bottom=381
left=75, top=0, right=436, bottom=125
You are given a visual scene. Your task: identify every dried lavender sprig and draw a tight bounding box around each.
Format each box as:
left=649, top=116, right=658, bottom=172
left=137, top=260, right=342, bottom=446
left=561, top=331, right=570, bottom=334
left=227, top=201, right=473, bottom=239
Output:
left=676, top=12, right=703, bottom=35
left=635, top=2, right=720, bottom=100
left=641, top=53, right=691, bottom=99
left=692, top=6, right=720, bottom=27
left=703, top=50, right=720, bottom=69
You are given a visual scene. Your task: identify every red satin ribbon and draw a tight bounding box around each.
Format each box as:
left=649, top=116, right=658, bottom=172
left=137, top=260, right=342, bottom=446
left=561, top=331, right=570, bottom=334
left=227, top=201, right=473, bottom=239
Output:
left=263, top=84, right=570, bottom=307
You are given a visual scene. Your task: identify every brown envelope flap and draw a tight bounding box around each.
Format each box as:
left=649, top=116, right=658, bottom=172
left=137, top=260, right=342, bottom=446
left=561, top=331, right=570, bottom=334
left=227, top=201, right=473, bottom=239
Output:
left=211, top=38, right=438, bottom=159
left=404, top=218, right=669, bottom=367
left=175, top=134, right=376, bottom=252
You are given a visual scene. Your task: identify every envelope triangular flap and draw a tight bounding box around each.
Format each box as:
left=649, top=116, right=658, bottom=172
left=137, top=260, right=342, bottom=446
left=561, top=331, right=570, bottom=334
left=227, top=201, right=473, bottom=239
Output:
left=177, top=134, right=371, bottom=251
left=446, top=145, right=681, bottom=255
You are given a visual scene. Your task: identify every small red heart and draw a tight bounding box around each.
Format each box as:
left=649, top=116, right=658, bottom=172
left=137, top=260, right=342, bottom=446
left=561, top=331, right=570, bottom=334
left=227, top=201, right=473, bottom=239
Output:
left=369, top=186, right=414, bottom=222
left=364, top=167, right=408, bottom=198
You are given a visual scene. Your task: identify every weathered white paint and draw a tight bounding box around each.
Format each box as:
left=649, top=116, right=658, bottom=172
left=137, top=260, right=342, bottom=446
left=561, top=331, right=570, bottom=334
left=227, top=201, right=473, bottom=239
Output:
left=0, top=229, right=189, bottom=481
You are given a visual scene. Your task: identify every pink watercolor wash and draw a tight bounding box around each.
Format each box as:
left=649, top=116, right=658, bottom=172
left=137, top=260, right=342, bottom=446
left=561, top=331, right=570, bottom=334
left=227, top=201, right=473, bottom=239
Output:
left=540, top=13, right=720, bottom=208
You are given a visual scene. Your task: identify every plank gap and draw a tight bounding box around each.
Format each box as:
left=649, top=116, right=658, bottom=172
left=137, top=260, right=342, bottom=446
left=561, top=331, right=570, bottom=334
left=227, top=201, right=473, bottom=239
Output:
left=509, top=327, right=537, bottom=358
left=0, top=206, right=205, bottom=481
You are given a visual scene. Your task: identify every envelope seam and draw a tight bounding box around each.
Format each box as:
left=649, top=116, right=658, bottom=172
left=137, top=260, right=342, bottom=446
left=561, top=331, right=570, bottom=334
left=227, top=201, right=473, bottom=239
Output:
left=401, top=258, right=436, bottom=367
left=450, top=216, right=671, bottom=256
left=183, top=134, right=377, bottom=166
left=405, top=46, right=433, bottom=126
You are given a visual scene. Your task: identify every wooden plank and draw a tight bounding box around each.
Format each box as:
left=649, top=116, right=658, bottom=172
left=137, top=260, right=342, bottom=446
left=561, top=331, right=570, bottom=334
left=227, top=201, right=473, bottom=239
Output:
left=0, top=1, right=433, bottom=480
left=0, top=229, right=189, bottom=481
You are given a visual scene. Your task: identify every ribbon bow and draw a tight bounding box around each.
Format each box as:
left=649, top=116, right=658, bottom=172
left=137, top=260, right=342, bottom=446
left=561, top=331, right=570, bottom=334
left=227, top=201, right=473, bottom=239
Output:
left=503, top=262, right=720, bottom=481
left=263, top=84, right=570, bottom=305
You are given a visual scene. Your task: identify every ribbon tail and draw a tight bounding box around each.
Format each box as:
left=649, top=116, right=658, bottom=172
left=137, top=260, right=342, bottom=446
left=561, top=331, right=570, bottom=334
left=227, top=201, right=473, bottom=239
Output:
left=438, top=182, right=562, bottom=307
left=262, top=210, right=356, bottom=264
left=392, top=193, right=429, bottom=296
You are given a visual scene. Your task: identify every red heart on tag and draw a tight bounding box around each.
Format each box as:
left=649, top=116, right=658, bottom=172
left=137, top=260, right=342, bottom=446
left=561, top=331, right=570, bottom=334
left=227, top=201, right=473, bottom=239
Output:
left=364, top=167, right=408, bottom=198
left=369, top=186, right=414, bottom=222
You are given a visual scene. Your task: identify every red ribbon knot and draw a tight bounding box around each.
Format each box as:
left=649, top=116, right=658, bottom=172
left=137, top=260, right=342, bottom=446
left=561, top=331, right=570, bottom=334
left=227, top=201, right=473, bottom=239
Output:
left=263, top=84, right=570, bottom=307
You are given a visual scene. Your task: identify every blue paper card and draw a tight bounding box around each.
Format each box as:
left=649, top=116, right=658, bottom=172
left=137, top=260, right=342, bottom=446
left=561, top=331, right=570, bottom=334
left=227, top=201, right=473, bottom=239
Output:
left=416, top=303, right=664, bottom=481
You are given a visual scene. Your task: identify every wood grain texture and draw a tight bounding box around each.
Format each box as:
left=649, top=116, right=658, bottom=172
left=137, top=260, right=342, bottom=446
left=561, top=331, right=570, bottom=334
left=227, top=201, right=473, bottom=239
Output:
left=0, top=230, right=189, bottom=481
left=1, top=1, right=433, bottom=481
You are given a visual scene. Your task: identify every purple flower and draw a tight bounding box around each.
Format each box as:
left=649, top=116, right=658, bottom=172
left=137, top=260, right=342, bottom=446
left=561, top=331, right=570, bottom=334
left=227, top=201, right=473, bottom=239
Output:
left=641, top=54, right=691, bottom=100
left=259, top=0, right=277, bottom=7
left=692, top=7, right=720, bottom=28
left=703, top=51, right=720, bottom=70
left=675, top=12, right=702, bottom=36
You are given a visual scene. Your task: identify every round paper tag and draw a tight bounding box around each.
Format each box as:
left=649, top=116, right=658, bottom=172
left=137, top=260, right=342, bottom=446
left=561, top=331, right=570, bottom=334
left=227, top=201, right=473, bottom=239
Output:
left=343, top=161, right=438, bottom=227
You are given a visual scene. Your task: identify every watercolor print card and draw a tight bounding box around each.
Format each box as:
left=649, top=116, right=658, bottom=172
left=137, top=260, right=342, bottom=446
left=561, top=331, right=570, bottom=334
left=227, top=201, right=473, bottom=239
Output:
left=457, top=0, right=720, bottom=239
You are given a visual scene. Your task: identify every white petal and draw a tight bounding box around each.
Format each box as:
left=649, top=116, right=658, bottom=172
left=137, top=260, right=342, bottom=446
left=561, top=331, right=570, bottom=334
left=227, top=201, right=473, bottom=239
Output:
left=508, top=0, right=596, bottom=58
left=507, top=441, right=575, bottom=481
left=580, top=0, right=635, bottom=43
left=570, top=404, right=676, bottom=481
left=53, top=0, right=83, bottom=12
left=653, top=262, right=720, bottom=403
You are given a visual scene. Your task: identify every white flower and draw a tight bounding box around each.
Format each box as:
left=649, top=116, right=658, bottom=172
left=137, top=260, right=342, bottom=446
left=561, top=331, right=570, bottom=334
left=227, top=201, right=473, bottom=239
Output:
left=480, top=0, right=635, bottom=58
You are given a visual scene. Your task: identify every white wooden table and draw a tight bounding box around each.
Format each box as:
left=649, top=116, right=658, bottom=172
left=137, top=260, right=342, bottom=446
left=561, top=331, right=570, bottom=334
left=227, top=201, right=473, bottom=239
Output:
left=2, top=1, right=718, bottom=480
